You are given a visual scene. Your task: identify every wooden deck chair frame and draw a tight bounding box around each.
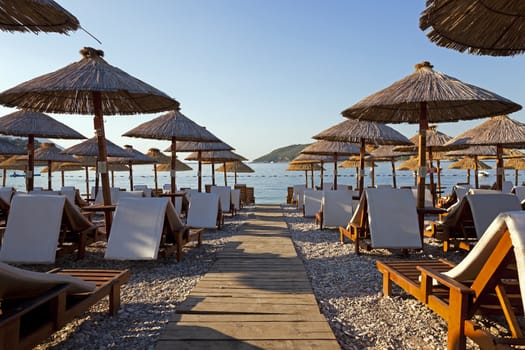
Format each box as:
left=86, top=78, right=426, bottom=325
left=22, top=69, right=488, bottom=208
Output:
left=164, top=201, right=204, bottom=261
left=339, top=193, right=369, bottom=254
left=377, top=217, right=525, bottom=349
left=0, top=266, right=130, bottom=349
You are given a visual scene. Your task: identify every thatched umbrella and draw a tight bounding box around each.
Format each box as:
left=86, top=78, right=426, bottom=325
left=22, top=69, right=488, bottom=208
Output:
left=444, top=115, right=525, bottom=190
left=503, top=158, right=525, bottom=186
left=62, top=137, right=129, bottom=199
left=340, top=61, right=521, bottom=208
left=0, top=138, right=26, bottom=186
left=94, top=163, right=129, bottom=188
left=0, top=0, right=79, bottom=34
left=156, top=161, right=192, bottom=172
left=174, top=140, right=233, bottom=191
left=446, top=145, right=498, bottom=188
left=0, top=47, right=179, bottom=208
left=286, top=162, right=324, bottom=188
left=146, top=148, right=170, bottom=191
left=40, top=162, right=83, bottom=188
left=31, top=142, right=78, bottom=190
left=291, top=153, right=335, bottom=188
left=420, top=0, right=525, bottom=56
left=300, top=140, right=360, bottom=190
left=448, top=157, right=491, bottom=185
left=0, top=109, right=85, bottom=191
left=339, top=156, right=377, bottom=188
left=123, top=109, right=220, bottom=194
left=216, top=162, right=254, bottom=185
left=186, top=150, right=247, bottom=187
left=109, top=145, right=154, bottom=191
left=368, top=145, right=416, bottom=188
left=313, top=119, right=412, bottom=195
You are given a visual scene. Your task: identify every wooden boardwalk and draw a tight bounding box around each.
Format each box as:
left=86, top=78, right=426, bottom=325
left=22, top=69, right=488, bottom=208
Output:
left=156, top=204, right=340, bottom=350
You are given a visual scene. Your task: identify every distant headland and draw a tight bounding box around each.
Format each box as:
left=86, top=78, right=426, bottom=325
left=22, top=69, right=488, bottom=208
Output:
left=252, top=144, right=311, bottom=163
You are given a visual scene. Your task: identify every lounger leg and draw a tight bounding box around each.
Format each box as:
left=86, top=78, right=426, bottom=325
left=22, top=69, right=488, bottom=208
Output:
left=109, top=284, right=121, bottom=316
left=447, top=288, right=469, bottom=350
left=382, top=271, right=392, bottom=296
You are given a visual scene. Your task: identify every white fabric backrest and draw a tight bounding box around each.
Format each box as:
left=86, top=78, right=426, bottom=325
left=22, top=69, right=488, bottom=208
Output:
left=94, top=187, right=122, bottom=205
left=502, top=181, right=514, bottom=193
left=231, top=189, right=241, bottom=210
left=61, top=186, right=76, bottom=191
left=187, top=192, right=220, bottom=229
left=410, top=188, right=433, bottom=207
left=514, top=186, right=525, bottom=202
left=466, top=193, right=522, bottom=239
left=59, top=189, right=76, bottom=204
left=211, top=186, right=231, bottom=212
left=105, top=197, right=169, bottom=260
left=503, top=211, right=525, bottom=313
left=29, top=190, right=60, bottom=196
left=0, top=194, right=65, bottom=264
left=173, top=196, right=183, bottom=216
left=163, top=184, right=171, bottom=192
left=468, top=188, right=500, bottom=195
left=366, top=188, right=422, bottom=249
left=376, top=184, right=392, bottom=188
left=114, top=190, right=144, bottom=204
left=303, top=189, right=323, bottom=217
left=0, top=187, right=14, bottom=204
left=453, top=185, right=471, bottom=202
left=322, top=190, right=354, bottom=228
left=134, top=185, right=152, bottom=197
left=0, top=261, right=95, bottom=299
left=293, top=185, right=306, bottom=208
left=323, top=183, right=333, bottom=190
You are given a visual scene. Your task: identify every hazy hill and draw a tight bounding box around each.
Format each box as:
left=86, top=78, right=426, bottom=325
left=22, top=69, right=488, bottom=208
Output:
left=253, top=144, right=311, bottom=163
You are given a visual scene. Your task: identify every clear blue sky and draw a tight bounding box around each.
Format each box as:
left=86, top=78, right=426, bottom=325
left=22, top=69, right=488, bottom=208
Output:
left=0, top=0, right=524, bottom=160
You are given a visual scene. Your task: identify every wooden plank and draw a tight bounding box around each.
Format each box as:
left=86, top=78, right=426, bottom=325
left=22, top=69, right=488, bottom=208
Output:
left=176, top=301, right=321, bottom=315
left=169, top=313, right=328, bottom=322
left=156, top=339, right=341, bottom=350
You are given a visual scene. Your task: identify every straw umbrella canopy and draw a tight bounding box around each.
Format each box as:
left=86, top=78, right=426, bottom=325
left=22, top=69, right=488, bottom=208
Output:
left=420, top=0, right=525, bottom=56
left=173, top=140, right=233, bottom=191
left=444, top=115, right=525, bottom=190
left=291, top=153, right=335, bottom=188
left=62, top=137, right=129, bottom=199
left=32, top=142, right=78, bottom=190
left=109, top=145, right=154, bottom=191
left=146, top=148, right=171, bottom=192
left=300, top=140, right=360, bottom=190
left=0, top=109, right=86, bottom=191
left=56, top=156, right=97, bottom=198
left=502, top=158, right=525, bottom=186
left=368, top=145, right=416, bottom=188
left=0, top=0, right=79, bottom=34
left=156, top=161, right=192, bottom=172
left=448, top=157, right=491, bottom=185
left=123, top=109, right=221, bottom=194
left=340, top=61, right=521, bottom=209
left=0, top=138, right=26, bottom=186
left=0, top=47, right=179, bottom=207
left=286, top=162, right=324, bottom=188
left=186, top=150, right=247, bottom=187
left=216, top=162, right=254, bottom=185
left=313, top=119, right=412, bottom=195
left=339, top=156, right=377, bottom=189
left=446, top=145, right=499, bottom=188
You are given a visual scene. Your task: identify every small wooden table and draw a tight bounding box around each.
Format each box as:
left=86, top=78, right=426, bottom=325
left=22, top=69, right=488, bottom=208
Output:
left=82, top=204, right=117, bottom=237
left=417, top=206, right=447, bottom=241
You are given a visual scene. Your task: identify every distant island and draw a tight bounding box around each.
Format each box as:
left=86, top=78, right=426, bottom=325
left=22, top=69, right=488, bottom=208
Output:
left=252, top=144, right=312, bottom=163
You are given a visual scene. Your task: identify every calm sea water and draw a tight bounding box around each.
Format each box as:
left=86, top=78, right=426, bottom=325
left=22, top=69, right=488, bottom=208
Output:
left=5, top=160, right=512, bottom=204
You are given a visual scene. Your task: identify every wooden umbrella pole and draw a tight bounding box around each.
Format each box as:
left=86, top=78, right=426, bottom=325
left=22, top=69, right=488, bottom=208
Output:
left=333, top=153, right=338, bottom=190
left=515, top=169, right=519, bottom=186
left=234, top=169, right=238, bottom=184
left=111, top=170, right=115, bottom=187
left=2, top=169, right=5, bottom=187
left=355, top=167, right=359, bottom=189
left=391, top=158, right=397, bottom=188
left=416, top=102, right=428, bottom=209
left=474, top=156, right=479, bottom=188
left=467, top=169, right=471, bottom=185
left=320, top=161, right=324, bottom=189
left=359, top=139, right=366, bottom=196
left=371, top=161, right=375, bottom=187
left=428, top=148, right=435, bottom=206
left=496, top=144, right=504, bottom=190
left=61, top=170, right=65, bottom=187
left=437, top=160, right=442, bottom=199
left=223, top=162, right=227, bottom=186
left=84, top=166, right=89, bottom=199
left=128, top=161, right=134, bottom=191
left=170, top=136, right=176, bottom=193
left=153, top=164, right=158, bottom=191
left=27, top=134, right=35, bottom=192
left=93, top=91, right=111, bottom=206
left=211, top=161, right=216, bottom=186
left=47, top=160, right=52, bottom=190
left=198, top=151, right=202, bottom=192
left=310, top=164, right=314, bottom=188
left=304, top=170, right=308, bottom=187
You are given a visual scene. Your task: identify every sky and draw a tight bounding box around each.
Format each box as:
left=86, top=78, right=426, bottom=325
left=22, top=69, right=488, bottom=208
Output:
left=0, top=0, right=524, bottom=161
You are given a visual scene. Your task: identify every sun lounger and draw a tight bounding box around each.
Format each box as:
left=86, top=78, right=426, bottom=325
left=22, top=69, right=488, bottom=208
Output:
left=0, top=261, right=129, bottom=349
left=164, top=200, right=204, bottom=261
left=377, top=210, right=525, bottom=349
left=292, top=184, right=306, bottom=209
left=186, top=192, right=222, bottom=230
left=133, top=185, right=152, bottom=197
left=411, top=188, right=434, bottom=207
left=315, top=189, right=355, bottom=229
left=231, top=189, right=241, bottom=214
left=513, top=186, right=525, bottom=203
left=428, top=192, right=521, bottom=251
left=340, top=188, right=422, bottom=254
left=502, top=180, right=514, bottom=193
left=210, top=186, right=233, bottom=215
left=303, top=189, right=323, bottom=217
left=0, top=195, right=99, bottom=263
left=0, top=187, right=14, bottom=205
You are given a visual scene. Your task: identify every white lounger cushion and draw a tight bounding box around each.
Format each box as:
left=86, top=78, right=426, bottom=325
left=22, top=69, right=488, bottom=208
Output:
left=211, top=186, right=231, bottom=213
left=0, top=187, right=14, bottom=204
left=410, top=188, right=433, bottom=207
left=187, top=192, right=220, bottom=229
left=367, top=188, right=422, bottom=249
left=466, top=193, right=521, bottom=238
left=514, top=186, right=525, bottom=202
left=232, top=189, right=241, bottom=211
left=0, top=194, right=65, bottom=264
left=303, top=189, right=323, bottom=217
left=0, top=261, right=95, bottom=299
left=322, top=190, right=354, bottom=228
left=293, top=184, right=306, bottom=208
left=105, top=197, right=169, bottom=260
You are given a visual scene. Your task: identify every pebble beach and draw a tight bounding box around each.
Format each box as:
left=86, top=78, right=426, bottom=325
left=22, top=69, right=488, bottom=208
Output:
left=21, top=204, right=515, bottom=349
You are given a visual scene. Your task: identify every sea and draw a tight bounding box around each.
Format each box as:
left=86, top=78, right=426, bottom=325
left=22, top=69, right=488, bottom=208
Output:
left=5, top=160, right=510, bottom=204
